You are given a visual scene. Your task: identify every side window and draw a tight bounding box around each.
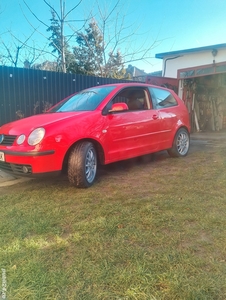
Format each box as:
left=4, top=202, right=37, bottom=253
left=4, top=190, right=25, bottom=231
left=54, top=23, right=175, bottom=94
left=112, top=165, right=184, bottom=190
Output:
left=112, top=95, right=128, bottom=105
left=115, top=88, right=152, bottom=111
left=127, top=90, right=146, bottom=110
left=104, top=94, right=129, bottom=113
left=149, top=87, right=178, bottom=109
left=104, top=87, right=153, bottom=114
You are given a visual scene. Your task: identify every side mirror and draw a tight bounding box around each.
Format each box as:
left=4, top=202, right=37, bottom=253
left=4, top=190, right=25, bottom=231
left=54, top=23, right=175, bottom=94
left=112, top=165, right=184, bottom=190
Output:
left=109, top=102, right=128, bottom=112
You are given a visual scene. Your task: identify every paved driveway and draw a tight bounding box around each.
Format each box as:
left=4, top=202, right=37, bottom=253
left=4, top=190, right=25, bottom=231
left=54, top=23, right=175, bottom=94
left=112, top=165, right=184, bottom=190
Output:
left=190, top=131, right=226, bottom=153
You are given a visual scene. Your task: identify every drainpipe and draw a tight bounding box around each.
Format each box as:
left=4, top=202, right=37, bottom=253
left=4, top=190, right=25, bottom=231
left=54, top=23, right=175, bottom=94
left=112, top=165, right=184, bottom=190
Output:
left=163, top=55, right=182, bottom=77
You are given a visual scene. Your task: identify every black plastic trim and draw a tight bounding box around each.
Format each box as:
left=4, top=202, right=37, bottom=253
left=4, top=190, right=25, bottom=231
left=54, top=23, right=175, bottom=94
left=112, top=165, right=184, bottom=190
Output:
left=1, top=150, right=55, bottom=156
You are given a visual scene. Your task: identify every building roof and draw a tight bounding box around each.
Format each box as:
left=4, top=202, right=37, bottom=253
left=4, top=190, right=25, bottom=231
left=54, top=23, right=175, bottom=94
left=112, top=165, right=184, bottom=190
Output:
left=126, top=65, right=147, bottom=77
left=155, top=43, right=226, bottom=59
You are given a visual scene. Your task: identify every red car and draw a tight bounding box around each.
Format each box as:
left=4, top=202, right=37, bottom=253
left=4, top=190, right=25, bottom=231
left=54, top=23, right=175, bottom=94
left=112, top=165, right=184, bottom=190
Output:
left=0, top=83, right=190, bottom=188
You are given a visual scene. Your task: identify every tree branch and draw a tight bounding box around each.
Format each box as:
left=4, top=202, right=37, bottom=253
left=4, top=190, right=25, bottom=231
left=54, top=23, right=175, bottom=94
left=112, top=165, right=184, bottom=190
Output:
left=23, top=0, right=49, bottom=27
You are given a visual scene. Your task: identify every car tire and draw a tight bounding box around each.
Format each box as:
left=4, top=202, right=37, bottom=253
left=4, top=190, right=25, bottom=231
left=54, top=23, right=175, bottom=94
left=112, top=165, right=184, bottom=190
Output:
left=68, top=141, right=97, bottom=188
left=167, top=128, right=190, bottom=157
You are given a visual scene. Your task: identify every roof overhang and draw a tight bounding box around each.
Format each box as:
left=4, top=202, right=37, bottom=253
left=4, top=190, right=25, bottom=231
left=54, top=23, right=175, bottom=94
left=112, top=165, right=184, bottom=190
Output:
left=155, top=43, right=226, bottom=59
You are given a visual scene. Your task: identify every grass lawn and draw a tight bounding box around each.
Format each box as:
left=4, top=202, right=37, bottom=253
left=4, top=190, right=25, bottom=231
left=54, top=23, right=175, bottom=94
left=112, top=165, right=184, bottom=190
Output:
left=1, top=143, right=226, bottom=299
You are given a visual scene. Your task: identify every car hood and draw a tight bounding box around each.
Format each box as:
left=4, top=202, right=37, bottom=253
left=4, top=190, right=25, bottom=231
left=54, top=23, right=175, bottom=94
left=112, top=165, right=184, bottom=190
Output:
left=0, top=111, right=92, bottom=135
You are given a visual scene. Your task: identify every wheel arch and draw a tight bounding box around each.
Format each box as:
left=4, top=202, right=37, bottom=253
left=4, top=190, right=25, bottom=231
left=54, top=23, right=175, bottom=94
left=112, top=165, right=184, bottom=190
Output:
left=170, top=125, right=190, bottom=146
left=62, top=138, right=105, bottom=172
left=168, top=126, right=190, bottom=157
left=176, top=125, right=190, bottom=136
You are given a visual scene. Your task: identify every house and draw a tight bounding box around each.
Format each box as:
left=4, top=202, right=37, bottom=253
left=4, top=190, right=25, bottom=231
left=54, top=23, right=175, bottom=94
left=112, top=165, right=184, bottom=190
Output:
left=126, top=65, right=147, bottom=81
left=155, top=44, right=226, bottom=132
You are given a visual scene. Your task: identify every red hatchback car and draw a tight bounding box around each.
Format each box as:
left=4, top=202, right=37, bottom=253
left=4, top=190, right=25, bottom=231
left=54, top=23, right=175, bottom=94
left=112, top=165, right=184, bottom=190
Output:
left=0, top=83, right=190, bottom=187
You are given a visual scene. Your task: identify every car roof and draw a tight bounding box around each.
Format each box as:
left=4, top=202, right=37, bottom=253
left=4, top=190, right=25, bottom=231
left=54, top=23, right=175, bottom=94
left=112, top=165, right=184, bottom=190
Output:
left=87, top=82, right=172, bottom=91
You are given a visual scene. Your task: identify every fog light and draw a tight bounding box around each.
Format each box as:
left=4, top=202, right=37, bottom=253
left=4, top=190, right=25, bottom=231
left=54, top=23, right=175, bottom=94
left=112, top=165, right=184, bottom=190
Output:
left=22, top=166, right=29, bottom=173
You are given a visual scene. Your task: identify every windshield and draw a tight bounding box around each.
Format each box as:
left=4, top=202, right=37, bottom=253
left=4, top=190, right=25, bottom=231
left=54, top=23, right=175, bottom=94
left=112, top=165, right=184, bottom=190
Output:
left=49, top=86, right=115, bottom=112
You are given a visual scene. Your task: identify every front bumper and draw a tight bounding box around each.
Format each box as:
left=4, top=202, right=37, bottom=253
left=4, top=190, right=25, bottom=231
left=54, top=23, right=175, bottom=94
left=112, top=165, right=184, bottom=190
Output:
left=0, top=149, right=61, bottom=177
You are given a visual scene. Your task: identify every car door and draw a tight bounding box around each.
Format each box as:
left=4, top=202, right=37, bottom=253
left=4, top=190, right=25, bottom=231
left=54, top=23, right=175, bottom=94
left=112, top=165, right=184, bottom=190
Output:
left=103, top=87, right=162, bottom=163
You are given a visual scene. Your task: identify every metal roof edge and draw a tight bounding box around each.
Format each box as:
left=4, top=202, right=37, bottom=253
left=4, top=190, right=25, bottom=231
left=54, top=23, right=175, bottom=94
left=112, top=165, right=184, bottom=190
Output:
left=155, top=43, right=226, bottom=59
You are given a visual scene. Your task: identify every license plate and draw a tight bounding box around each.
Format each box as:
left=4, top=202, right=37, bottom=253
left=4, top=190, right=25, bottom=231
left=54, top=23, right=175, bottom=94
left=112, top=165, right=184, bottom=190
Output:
left=0, top=151, right=5, bottom=162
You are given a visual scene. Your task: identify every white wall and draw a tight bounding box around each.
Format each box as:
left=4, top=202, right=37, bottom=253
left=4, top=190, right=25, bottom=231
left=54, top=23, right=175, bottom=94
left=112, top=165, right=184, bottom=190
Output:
left=162, top=48, right=226, bottom=78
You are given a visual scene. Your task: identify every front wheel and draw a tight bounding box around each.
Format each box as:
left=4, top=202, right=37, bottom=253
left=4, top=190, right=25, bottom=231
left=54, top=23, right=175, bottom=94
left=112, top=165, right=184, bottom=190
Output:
left=167, top=128, right=190, bottom=157
left=68, top=141, right=97, bottom=188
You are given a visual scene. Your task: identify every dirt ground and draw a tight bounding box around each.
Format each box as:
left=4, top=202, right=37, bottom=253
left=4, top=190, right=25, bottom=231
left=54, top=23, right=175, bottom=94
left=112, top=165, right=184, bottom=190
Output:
left=190, top=131, right=226, bottom=153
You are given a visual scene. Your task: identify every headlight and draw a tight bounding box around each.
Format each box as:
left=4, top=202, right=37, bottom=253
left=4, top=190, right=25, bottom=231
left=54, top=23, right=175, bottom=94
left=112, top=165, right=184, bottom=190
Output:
left=17, top=134, right=26, bottom=145
left=28, top=128, right=45, bottom=146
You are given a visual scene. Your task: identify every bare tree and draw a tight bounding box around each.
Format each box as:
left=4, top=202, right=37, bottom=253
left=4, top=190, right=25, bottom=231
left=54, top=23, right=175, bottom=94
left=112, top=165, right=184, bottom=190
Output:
left=0, top=28, right=54, bottom=68
left=22, top=0, right=84, bottom=73
left=1, top=0, right=162, bottom=75
left=72, top=0, right=163, bottom=76
left=0, top=30, right=37, bottom=67
left=92, top=0, right=161, bottom=66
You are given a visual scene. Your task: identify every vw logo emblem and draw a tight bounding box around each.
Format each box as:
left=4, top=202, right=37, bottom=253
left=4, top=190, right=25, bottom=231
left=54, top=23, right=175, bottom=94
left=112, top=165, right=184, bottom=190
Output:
left=0, top=134, right=4, bottom=144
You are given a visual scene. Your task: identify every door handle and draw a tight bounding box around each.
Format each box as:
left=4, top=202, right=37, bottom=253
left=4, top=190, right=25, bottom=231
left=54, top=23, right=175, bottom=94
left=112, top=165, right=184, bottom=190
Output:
left=153, top=114, right=158, bottom=120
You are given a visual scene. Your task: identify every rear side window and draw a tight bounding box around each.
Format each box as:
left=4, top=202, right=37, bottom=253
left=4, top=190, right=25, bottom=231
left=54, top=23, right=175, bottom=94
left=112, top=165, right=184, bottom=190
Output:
left=149, top=87, right=178, bottom=109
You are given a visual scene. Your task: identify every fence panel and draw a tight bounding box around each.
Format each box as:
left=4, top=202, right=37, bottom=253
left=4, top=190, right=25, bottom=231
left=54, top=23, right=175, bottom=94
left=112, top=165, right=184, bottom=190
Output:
left=0, top=66, right=131, bottom=125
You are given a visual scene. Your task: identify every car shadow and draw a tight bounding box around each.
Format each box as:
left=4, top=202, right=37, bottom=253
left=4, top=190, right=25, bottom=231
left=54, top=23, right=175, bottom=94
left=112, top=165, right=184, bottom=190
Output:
left=98, top=150, right=169, bottom=176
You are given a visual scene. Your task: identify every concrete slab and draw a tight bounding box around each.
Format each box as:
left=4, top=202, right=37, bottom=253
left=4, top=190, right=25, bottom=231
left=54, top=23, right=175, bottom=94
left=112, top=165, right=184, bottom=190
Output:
left=0, top=170, right=16, bottom=182
left=0, top=170, right=32, bottom=187
left=191, top=131, right=226, bottom=141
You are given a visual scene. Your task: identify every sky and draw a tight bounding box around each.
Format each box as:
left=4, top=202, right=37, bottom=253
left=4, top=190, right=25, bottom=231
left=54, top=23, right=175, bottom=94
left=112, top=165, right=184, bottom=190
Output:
left=1, top=0, right=226, bottom=73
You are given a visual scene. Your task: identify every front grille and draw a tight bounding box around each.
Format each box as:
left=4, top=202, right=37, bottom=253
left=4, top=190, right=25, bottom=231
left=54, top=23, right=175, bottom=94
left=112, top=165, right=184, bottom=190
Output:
left=0, top=161, right=32, bottom=175
left=0, top=135, right=17, bottom=146
left=0, top=161, right=12, bottom=172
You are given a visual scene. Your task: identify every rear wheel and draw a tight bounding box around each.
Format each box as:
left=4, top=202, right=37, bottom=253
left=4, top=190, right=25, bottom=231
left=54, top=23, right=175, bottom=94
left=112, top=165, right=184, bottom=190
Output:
left=167, top=128, right=190, bottom=157
left=68, top=141, right=97, bottom=188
